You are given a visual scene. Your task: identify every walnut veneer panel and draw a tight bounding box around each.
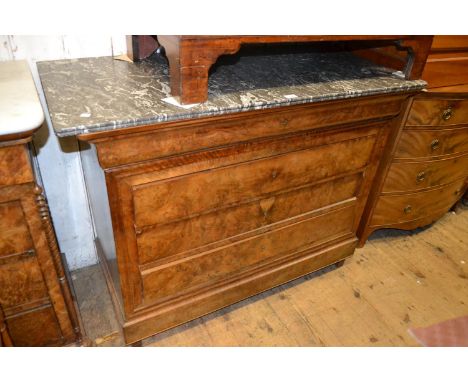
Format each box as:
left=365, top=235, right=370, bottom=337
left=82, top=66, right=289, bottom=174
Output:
left=0, top=145, right=33, bottom=187
left=0, top=201, right=33, bottom=257
left=132, top=134, right=376, bottom=229
left=140, top=202, right=356, bottom=307
left=136, top=175, right=361, bottom=265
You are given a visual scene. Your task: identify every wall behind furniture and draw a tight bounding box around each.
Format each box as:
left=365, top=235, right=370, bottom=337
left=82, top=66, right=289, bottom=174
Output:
left=0, top=35, right=126, bottom=270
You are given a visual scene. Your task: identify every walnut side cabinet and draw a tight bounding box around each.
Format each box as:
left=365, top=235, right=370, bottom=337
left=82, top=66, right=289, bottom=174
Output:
left=0, top=134, right=82, bottom=346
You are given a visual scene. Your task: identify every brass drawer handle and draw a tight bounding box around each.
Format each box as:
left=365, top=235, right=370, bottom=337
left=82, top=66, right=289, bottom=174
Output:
left=416, top=171, right=426, bottom=183
left=442, top=107, right=453, bottom=121
left=430, top=139, right=440, bottom=151
left=403, top=205, right=412, bottom=214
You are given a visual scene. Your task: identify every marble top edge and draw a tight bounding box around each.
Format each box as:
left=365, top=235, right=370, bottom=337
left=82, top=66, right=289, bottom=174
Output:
left=55, top=82, right=426, bottom=138
left=37, top=52, right=426, bottom=137
left=0, top=60, right=45, bottom=137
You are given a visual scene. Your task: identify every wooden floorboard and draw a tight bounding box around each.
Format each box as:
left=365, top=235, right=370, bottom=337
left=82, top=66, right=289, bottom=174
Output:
left=71, top=208, right=468, bottom=346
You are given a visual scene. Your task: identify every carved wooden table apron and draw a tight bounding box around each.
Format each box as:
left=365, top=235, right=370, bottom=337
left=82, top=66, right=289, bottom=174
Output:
left=157, top=35, right=433, bottom=104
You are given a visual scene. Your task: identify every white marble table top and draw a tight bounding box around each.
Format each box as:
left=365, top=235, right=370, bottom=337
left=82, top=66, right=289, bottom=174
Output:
left=0, top=60, right=44, bottom=137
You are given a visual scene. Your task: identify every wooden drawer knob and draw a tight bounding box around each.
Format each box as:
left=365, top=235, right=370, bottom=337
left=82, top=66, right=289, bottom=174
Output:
left=416, top=171, right=426, bottom=183
left=403, top=205, right=412, bottom=214
left=442, top=107, right=453, bottom=121
left=430, top=139, right=440, bottom=151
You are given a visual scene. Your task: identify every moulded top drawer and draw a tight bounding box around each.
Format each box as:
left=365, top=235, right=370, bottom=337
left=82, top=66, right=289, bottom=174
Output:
left=92, top=94, right=406, bottom=169
left=407, top=98, right=468, bottom=127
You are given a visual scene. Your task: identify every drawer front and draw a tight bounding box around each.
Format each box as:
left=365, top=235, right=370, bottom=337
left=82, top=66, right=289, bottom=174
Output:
left=93, top=94, right=405, bottom=168
left=407, top=99, right=468, bottom=126
left=383, top=154, right=468, bottom=193
left=136, top=174, right=361, bottom=264
left=6, top=305, right=64, bottom=346
left=0, top=251, right=50, bottom=311
left=140, top=202, right=356, bottom=306
left=395, top=127, right=468, bottom=158
left=371, top=178, right=466, bottom=227
left=132, top=134, right=376, bottom=229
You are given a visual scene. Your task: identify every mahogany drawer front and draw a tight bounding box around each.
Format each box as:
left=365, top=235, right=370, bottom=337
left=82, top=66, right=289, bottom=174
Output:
left=136, top=174, right=361, bottom=264
left=394, top=127, right=468, bottom=159
left=132, top=134, right=376, bottom=229
left=382, top=153, right=468, bottom=193
left=407, top=99, right=468, bottom=127
left=93, top=94, right=405, bottom=168
left=139, top=202, right=356, bottom=307
left=370, top=178, right=466, bottom=227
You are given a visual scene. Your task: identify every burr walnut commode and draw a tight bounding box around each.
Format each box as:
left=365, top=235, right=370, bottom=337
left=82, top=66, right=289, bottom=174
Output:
left=36, top=35, right=439, bottom=345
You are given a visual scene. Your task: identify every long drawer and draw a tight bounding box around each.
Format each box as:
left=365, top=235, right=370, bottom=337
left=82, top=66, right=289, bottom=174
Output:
left=382, top=153, right=468, bottom=193
left=407, top=98, right=468, bottom=126
left=139, top=201, right=356, bottom=307
left=93, top=95, right=405, bottom=168
left=136, top=174, right=361, bottom=264
left=370, top=178, right=466, bottom=227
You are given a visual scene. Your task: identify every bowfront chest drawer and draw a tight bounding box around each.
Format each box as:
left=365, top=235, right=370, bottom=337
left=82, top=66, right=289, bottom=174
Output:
left=359, top=92, right=468, bottom=243
left=407, top=98, right=468, bottom=126
left=394, top=127, right=468, bottom=158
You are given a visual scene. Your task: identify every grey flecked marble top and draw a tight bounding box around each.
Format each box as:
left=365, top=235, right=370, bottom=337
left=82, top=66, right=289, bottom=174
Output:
left=37, top=51, right=426, bottom=137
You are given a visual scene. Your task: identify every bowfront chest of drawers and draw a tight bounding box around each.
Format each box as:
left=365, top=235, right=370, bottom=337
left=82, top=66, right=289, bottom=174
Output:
left=358, top=36, right=468, bottom=244
left=359, top=93, right=468, bottom=243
